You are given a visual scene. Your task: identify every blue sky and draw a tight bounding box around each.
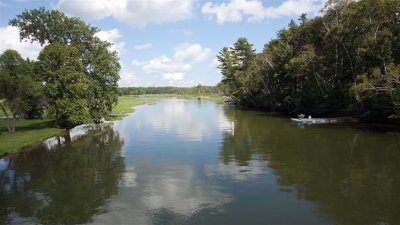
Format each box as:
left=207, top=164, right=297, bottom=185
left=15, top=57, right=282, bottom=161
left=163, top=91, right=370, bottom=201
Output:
left=0, top=0, right=326, bottom=87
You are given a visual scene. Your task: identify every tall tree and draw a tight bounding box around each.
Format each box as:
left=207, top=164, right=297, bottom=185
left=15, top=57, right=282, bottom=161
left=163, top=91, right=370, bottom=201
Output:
left=37, top=42, right=90, bottom=128
left=0, top=50, right=40, bottom=132
left=216, top=0, right=400, bottom=120
left=217, top=38, right=255, bottom=105
left=10, top=8, right=120, bottom=121
left=217, top=47, right=236, bottom=97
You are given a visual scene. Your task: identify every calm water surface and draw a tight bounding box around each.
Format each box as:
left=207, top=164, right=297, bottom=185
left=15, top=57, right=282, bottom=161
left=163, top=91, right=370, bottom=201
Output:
left=1, top=99, right=400, bottom=225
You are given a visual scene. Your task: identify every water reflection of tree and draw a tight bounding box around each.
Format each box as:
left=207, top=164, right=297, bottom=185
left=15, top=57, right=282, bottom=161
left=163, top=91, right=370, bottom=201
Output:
left=0, top=127, right=125, bottom=225
left=221, top=108, right=400, bottom=225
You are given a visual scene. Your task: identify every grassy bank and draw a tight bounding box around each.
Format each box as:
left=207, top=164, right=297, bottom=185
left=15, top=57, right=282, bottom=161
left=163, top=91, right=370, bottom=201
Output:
left=0, top=96, right=153, bottom=155
left=110, top=96, right=155, bottom=120
left=0, top=119, right=64, bottom=155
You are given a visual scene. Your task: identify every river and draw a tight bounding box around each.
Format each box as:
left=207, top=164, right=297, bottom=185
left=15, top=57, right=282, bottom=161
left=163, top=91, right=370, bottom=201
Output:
left=1, top=99, right=400, bottom=225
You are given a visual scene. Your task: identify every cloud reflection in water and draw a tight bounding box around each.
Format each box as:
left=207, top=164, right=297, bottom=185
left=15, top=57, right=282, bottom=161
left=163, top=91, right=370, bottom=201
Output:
left=92, top=163, right=231, bottom=225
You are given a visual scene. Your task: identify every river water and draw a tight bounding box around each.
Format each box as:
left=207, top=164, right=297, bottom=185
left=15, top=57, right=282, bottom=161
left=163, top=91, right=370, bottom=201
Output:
left=1, top=99, right=400, bottom=225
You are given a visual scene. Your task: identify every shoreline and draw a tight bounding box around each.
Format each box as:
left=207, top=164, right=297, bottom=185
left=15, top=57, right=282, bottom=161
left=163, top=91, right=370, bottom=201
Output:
left=0, top=96, right=154, bottom=157
left=3, top=96, right=398, bottom=158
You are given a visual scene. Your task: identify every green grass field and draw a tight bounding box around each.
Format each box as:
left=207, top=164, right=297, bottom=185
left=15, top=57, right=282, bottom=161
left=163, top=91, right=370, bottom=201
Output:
left=110, top=96, right=155, bottom=120
left=0, top=119, right=64, bottom=155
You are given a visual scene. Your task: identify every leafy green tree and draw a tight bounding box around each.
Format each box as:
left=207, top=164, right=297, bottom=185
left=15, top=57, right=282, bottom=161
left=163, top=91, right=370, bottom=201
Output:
left=217, top=47, right=236, bottom=96
left=84, top=40, right=120, bottom=119
left=37, top=42, right=90, bottom=128
left=217, top=38, right=255, bottom=105
left=10, top=8, right=120, bottom=121
left=0, top=49, right=41, bottom=132
left=217, top=0, right=400, bottom=121
left=352, top=64, right=400, bottom=118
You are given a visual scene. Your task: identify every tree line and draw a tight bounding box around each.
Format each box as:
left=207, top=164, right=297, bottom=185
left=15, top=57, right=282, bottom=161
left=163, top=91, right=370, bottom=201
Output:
left=119, top=85, right=220, bottom=96
left=0, top=8, right=120, bottom=131
left=217, top=0, right=400, bottom=121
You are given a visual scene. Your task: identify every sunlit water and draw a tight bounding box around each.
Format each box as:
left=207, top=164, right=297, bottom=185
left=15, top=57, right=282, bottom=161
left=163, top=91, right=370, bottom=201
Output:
left=1, top=99, right=400, bottom=225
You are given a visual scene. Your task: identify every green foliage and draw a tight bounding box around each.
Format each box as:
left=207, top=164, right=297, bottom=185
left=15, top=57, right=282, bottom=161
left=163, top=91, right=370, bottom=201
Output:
left=0, top=50, right=43, bottom=132
left=9, top=7, right=98, bottom=47
left=217, top=37, right=256, bottom=105
left=352, top=64, right=400, bottom=119
left=217, top=0, right=400, bottom=120
left=37, top=42, right=91, bottom=128
left=10, top=7, right=120, bottom=123
left=85, top=40, right=120, bottom=119
left=119, top=85, right=221, bottom=96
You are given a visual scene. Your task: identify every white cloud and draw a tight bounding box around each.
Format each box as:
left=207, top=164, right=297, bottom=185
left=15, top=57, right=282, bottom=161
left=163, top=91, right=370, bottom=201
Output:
left=118, top=70, right=137, bottom=87
left=201, top=0, right=325, bottom=24
left=135, top=43, right=211, bottom=83
left=55, top=0, right=194, bottom=27
left=0, top=26, right=42, bottom=60
left=163, top=72, right=184, bottom=81
left=134, top=43, right=152, bottom=50
left=123, top=167, right=137, bottom=187
left=142, top=55, right=192, bottom=74
left=117, top=61, right=137, bottom=87
left=212, top=57, right=220, bottom=67
left=94, top=28, right=126, bottom=55
left=91, top=163, right=231, bottom=225
left=131, top=59, right=145, bottom=66
left=95, top=28, right=121, bottom=42
left=174, top=43, right=211, bottom=64
left=55, top=0, right=111, bottom=21
left=143, top=99, right=226, bottom=140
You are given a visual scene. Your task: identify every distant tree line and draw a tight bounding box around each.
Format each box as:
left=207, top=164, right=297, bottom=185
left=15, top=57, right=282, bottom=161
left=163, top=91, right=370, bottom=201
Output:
left=119, top=85, right=221, bottom=96
left=0, top=8, right=120, bottom=131
left=217, top=0, right=400, bottom=121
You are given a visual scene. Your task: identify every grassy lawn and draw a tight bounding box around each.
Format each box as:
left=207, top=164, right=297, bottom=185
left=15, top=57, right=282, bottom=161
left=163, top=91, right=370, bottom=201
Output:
left=202, top=96, right=224, bottom=103
left=110, top=96, right=155, bottom=120
left=0, top=119, right=64, bottom=155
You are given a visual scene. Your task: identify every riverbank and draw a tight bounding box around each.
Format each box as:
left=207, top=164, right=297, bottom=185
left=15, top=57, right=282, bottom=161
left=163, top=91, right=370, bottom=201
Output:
left=109, top=96, right=155, bottom=120
left=0, top=96, right=154, bottom=156
left=0, top=119, right=64, bottom=155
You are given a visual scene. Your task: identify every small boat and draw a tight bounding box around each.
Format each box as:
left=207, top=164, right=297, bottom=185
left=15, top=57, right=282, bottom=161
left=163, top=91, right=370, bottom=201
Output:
left=290, top=118, right=322, bottom=124
left=291, top=117, right=358, bottom=125
left=223, top=96, right=235, bottom=106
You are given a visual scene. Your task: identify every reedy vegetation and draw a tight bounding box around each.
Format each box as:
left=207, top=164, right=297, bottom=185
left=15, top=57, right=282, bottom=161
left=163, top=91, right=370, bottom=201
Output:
left=217, top=0, right=400, bottom=120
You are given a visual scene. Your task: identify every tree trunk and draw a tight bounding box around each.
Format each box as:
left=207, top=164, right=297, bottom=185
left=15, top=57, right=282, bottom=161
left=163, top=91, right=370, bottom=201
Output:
left=0, top=103, right=12, bottom=133
left=11, top=113, right=16, bottom=133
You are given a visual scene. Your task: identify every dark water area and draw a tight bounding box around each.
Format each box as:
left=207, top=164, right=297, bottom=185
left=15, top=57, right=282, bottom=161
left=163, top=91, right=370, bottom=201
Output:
left=1, top=99, right=400, bottom=225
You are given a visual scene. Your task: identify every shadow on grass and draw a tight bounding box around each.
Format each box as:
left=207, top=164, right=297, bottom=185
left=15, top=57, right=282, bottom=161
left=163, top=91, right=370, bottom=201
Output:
left=0, top=119, right=57, bottom=133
